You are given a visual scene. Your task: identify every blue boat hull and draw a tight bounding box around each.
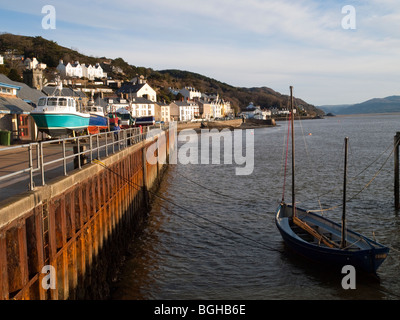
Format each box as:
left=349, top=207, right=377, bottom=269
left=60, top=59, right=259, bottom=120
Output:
left=88, top=114, right=108, bottom=134
left=275, top=203, right=389, bottom=274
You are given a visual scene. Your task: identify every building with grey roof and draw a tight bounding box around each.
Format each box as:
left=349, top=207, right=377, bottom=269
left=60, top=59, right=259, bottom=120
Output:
left=0, top=81, right=37, bottom=143
left=0, top=73, right=43, bottom=106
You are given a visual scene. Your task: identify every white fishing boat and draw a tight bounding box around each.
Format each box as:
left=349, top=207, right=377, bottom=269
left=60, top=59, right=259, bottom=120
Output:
left=31, top=82, right=90, bottom=137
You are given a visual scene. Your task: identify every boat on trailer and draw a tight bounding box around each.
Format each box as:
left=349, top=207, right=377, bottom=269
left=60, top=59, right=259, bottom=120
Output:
left=31, top=82, right=90, bottom=137
left=84, top=102, right=108, bottom=134
left=275, top=86, right=389, bottom=274
left=31, top=96, right=90, bottom=137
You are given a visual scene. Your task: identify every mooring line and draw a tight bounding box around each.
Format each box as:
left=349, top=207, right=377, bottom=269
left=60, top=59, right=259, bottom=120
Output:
left=92, top=159, right=283, bottom=253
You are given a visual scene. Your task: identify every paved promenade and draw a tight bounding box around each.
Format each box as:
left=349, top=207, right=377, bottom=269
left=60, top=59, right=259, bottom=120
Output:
left=0, top=137, right=126, bottom=203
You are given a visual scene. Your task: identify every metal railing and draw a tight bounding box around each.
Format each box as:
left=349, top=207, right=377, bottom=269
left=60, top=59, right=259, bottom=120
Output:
left=0, top=125, right=167, bottom=192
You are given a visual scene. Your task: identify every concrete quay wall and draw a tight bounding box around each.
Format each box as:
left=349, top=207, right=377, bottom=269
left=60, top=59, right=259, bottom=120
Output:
left=0, top=128, right=175, bottom=299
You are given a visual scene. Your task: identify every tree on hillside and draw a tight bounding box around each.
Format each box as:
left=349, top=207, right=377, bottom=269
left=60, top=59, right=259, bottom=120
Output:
left=8, top=68, right=21, bottom=81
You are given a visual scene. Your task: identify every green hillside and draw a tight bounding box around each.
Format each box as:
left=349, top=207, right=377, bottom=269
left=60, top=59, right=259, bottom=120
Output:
left=0, top=33, right=323, bottom=116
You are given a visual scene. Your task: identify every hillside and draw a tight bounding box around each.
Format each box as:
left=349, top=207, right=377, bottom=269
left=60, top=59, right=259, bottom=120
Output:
left=0, top=33, right=323, bottom=116
left=319, top=96, right=400, bottom=115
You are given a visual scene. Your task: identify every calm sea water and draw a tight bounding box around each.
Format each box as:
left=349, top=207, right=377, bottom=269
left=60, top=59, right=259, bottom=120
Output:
left=111, top=114, right=400, bottom=300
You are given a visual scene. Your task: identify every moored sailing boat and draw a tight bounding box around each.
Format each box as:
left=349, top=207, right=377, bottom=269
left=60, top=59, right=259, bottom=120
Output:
left=275, top=86, right=389, bottom=274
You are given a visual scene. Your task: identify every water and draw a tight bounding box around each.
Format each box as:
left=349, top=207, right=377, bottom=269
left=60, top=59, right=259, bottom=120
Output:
left=111, top=114, right=400, bottom=300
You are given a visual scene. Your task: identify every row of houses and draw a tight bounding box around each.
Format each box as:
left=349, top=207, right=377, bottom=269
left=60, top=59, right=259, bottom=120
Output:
left=238, top=102, right=297, bottom=120
left=0, top=72, right=236, bottom=144
left=97, top=95, right=222, bottom=123
left=56, top=60, right=107, bottom=80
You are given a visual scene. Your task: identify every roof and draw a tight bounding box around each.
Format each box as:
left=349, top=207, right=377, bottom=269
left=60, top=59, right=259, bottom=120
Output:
left=116, top=82, right=147, bottom=94
left=42, top=86, right=87, bottom=98
left=0, top=96, right=34, bottom=114
left=94, top=96, right=108, bottom=109
left=0, top=82, right=21, bottom=90
left=172, top=101, right=199, bottom=107
left=156, top=101, right=170, bottom=106
left=0, top=74, right=43, bottom=105
left=131, top=97, right=155, bottom=104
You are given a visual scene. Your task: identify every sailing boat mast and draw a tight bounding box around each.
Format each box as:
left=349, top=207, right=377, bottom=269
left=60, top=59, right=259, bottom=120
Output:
left=290, top=86, right=295, bottom=218
left=340, top=137, right=349, bottom=248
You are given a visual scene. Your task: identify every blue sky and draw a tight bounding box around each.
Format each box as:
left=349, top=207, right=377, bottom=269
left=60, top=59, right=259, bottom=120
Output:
left=1, top=0, right=400, bottom=105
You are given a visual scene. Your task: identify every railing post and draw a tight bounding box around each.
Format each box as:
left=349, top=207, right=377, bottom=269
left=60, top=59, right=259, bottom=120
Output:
left=89, top=134, right=93, bottom=162
left=396, top=133, right=399, bottom=209
left=112, top=131, right=115, bottom=154
left=77, top=138, right=81, bottom=169
left=40, top=142, right=45, bottom=186
left=97, top=134, right=100, bottom=160
left=105, top=132, right=108, bottom=157
left=28, top=144, right=34, bottom=191
left=62, top=139, right=67, bottom=176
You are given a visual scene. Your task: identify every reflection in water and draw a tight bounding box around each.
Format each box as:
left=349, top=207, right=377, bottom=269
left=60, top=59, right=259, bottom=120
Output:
left=112, top=115, right=400, bottom=300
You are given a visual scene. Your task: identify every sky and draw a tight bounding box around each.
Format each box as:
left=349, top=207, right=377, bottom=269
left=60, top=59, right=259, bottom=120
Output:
left=1, top=0, right=400, bottom=106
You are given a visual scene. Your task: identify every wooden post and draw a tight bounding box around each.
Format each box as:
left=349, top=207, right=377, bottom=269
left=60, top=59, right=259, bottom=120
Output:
left=395, top=132, right=400, bottom=209
left=290, top=86, right=295, bottom=218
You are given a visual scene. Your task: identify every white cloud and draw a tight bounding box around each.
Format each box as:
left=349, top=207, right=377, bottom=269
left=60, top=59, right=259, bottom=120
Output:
left=2, top=0, right=400, bottom=104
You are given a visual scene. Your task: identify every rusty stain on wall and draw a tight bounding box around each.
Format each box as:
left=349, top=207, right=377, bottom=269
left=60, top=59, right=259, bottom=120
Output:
left=0, top=128, right=174, bottom=300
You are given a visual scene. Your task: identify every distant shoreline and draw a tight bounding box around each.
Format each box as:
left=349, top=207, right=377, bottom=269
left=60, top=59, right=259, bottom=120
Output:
left=177, top=119, right=276, bottom=133
left=330, top=112, right=400, bottom=118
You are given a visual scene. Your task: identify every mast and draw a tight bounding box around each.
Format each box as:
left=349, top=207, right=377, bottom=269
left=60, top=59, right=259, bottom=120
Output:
left=290, top=86, right=295, bottom=218
left=340, top=137, right=348, bottom=249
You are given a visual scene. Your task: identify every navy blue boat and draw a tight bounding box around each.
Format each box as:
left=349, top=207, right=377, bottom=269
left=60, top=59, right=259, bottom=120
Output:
left=276, top=87, right=389, bottom=274
left=135, top=116, right=155, bottom=126
left=275, top=203, right=389, bottom=274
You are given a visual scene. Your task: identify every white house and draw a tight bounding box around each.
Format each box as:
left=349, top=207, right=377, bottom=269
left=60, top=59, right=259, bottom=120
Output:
left=271, top=107, right=295, bottom=116
left=117, top=78, right=157, bottom=102
left=239, top=102, right=271, bottom=119
left=57, top=60, right=105, bottom=79
left=130, top=97, right=156, bottom=118
left=24, top=57, right=47, bottom=70
left=105, top=97, right=130, bottom=113
left=57, top=60, right=83, bottom=78
left=170, top=100, right=200, bottom=121
left=179, top=87, right=202, bottom=100
left=81, top=63, right=105, bottom=80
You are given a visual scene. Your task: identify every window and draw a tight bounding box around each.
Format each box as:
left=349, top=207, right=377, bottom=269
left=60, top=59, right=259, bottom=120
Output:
left=48, top=98, right=58, bottom=106
left=38, top=98, right=46, bottom=106
left=59, top=98, right=67, bottom=106
left=1, top=87, right=12, bottom=95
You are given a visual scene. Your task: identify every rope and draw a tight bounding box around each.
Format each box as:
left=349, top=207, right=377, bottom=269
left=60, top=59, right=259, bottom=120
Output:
left=309, top=136, right=399, bottom=213
left=91, top=159, right=283, bottom=253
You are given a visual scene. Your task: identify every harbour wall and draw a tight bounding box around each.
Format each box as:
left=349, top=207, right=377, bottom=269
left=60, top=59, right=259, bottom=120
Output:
left=0, top=127, right=175, bottom=299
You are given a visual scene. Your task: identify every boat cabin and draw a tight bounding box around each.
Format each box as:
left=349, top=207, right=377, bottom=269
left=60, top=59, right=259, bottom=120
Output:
left=85, top=105, right=104, bottom=115
left=37, top=96, right=78, bottom=112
